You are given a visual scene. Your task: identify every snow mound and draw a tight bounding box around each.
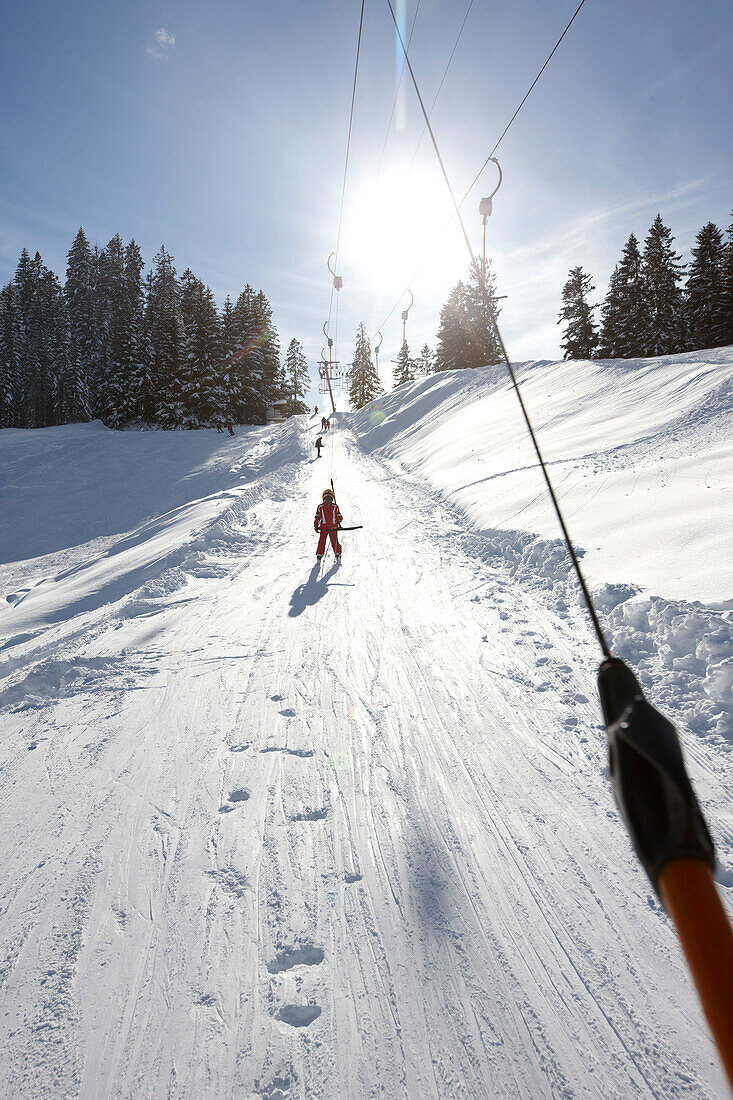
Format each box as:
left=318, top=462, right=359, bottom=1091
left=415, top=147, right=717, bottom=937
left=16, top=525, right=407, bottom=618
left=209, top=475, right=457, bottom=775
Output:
left=349, top=348, right=733, bottom=738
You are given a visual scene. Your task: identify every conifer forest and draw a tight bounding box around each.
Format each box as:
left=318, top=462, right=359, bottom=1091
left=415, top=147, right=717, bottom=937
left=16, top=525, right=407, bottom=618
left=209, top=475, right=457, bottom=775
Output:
left=0, top=228, right=308, bottom=430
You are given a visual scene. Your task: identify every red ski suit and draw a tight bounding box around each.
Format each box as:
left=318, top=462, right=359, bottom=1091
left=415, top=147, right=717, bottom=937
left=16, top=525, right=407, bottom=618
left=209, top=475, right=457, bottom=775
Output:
left=314, top=501, right=342, bottom=557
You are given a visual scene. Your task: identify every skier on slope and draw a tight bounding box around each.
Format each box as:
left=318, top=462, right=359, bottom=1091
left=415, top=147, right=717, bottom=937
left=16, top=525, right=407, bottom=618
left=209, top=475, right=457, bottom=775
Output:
left=315, top=436, right=323, bottom=458
left=321, top=415, right=328, bottom=431
left=314, top=488, right=342, bottom=564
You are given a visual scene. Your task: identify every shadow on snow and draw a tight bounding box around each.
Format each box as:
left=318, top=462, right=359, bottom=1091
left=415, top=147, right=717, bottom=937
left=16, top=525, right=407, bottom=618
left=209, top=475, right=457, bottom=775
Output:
left=288, top=562, right=341, bottom=618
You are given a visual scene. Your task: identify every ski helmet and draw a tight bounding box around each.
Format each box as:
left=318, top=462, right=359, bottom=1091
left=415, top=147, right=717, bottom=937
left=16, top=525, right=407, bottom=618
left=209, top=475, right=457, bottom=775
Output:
left=322, top=489, right=334, bottom=502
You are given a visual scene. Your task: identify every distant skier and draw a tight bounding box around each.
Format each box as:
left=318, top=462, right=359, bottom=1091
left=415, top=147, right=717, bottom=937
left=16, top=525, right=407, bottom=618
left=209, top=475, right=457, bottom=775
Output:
left=314, top=488, right=342, bottom=564
left=315, top=436, right=323, bottom=459
left=226, top=423, right=235, bottom=436
left=216, top=422, right=224, bottom=434
left=315, top=405, right=318, bottom=416
left=321, top=416, right=327, bottom=431
left=325, top=418, right=331, bottom=431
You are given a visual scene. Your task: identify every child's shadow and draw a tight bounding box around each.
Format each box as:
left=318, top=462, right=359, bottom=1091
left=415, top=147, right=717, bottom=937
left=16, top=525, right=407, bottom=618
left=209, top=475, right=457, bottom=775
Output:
left=288, top=562, right=338, bottom=617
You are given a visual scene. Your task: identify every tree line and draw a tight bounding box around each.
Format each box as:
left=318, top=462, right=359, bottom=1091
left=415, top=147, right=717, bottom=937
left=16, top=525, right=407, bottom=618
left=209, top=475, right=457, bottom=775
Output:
left=347, top=212, right=733, bottom=410
left=558, top=213, right=733, bottom=360
left=0, top=227, right=310, bottom=429
left=347, top=262, right=503, bottom=408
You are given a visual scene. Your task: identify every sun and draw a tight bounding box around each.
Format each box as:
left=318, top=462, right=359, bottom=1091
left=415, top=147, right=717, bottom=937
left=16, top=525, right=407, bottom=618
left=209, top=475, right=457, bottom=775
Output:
left=342, top=165, right=465, bottom=294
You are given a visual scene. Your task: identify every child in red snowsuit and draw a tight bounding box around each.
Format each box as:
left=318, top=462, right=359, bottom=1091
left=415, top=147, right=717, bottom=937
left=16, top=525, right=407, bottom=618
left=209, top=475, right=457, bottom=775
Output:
left=314, top=490, right=342, bottom=561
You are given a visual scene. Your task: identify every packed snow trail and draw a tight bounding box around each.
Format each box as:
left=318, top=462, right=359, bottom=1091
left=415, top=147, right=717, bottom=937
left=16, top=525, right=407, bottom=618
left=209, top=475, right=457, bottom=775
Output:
left=0, top=414, right=730, bottom=1097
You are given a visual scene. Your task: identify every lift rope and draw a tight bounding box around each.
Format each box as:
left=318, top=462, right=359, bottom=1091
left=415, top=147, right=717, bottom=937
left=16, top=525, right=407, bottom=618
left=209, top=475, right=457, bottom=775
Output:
left=460, top=0, right=589, bottom=205
left=384, top=0, right=733, bottom=1083
left=384, top=0, right=609, bottom=657
left=327, top=0, right=366, bottom=349
left=373, top=0, right=590, bottom=341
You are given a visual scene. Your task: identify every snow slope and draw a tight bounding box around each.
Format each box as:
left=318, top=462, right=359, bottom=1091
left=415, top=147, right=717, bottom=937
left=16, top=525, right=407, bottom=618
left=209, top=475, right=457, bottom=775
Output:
left=0, top=353, right=731, bottom=1099
left=350, top=347, right=733, bottom=741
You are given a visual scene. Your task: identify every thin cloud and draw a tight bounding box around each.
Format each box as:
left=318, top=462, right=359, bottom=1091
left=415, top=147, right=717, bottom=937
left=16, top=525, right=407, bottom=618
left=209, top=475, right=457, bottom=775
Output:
left=147, top=28, right=176, bottom=60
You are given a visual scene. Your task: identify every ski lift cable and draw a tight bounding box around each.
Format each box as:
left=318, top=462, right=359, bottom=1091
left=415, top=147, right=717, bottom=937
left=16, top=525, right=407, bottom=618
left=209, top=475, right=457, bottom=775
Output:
left=375, top=0, right=423, bottom=180
left=384, top=0, right=609, bottom=658
left=372, top=0, right=590, bottom=340
left=407, top=0, right=476, bottom=174
left=460, top=0, right=589, bottom=205
left=385, top=0, right=733, bottom=1084
left=327, top=0, right=367, bottom=343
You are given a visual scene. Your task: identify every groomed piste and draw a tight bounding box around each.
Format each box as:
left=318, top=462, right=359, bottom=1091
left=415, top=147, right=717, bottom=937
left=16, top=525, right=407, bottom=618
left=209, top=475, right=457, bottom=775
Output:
left=0, top=348, right=731, bottom=1098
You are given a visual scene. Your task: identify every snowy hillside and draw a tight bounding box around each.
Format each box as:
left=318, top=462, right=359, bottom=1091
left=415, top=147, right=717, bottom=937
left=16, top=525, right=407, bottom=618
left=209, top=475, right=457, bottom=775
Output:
left=0, top=350, right=731, bottom=1098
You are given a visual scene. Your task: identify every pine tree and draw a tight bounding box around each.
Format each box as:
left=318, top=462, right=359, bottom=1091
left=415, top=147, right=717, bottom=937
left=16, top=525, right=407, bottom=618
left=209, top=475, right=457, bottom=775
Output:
left=0, top=283, right=19, bottom=427
left=558, top=266, right=598, bottom=360
left=229, top=284, right=260, bottom=422
left=253, top=290, right=282, bottom=418
left=416, top=343, right=435, bottom=377
left=720, top=211, right=733, bottom=346
left=686, top=222, right=727, bottom=350
left=219, top=295, right=237, bottom=422
left=393, top=340, right=416, bottom=387
left=640, top=214, right=687, bottom=356
left=598, top=234, right=645, bottom=358
left=435, top=263, right=501, bottom=371
left=14, top=250, right=70, bottom=427
left=284, top=338, right=310, bottom=415
left=64, top=228, right=98, bottom=417
left=348, top=323, right=381, bottom=409
left=435, top=282, right=466, bottom=372
left=146, top=246, right=186, bottom=426
left=119, top=240, right=146, bottom=424
left=722, top=212, right=733, bottom=346
left=181, top=275, right=223, bottom=424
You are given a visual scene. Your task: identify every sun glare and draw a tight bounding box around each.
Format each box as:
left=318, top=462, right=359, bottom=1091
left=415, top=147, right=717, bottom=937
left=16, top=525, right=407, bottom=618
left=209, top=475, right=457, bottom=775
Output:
left=342, top=166, right=465, bottom=295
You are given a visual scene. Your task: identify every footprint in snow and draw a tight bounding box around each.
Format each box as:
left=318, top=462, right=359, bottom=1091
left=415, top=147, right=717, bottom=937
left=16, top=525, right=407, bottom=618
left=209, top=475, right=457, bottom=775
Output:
left=344, top=872, right=363, bottom=884
left=270, top=694, right=284, bottom=702
left=277, top=1004, right=321, bottom=1028
left=288, top=808, right=327, bottom=822
left=256, top=1074, right=296, bottom=1100
left=278, top=708, right=297, bottom=718
left=267, top=945, right=324, bottom=974
left=260, top=746, right=314, bottom=758
left=229, top=743, right=250, bottom=753
left=219, top=788, right=250, bottom=813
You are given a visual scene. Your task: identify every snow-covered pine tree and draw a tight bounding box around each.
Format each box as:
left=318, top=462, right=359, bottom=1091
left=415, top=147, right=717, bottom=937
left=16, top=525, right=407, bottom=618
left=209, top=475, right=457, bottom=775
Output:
left=435, top=282, right=467, bottom=371
left=253, top=290, right=281, bottom=420
left=348, top=323, right=381, bottom=409
left=21, top=258, right=68, bottom=427
left=393, top=340, right=416, bottom=387
left=685, top=222, right=727, bottom=351
left=52, top=292, right=88, bottom=425
left=558, top=266, right=598, bottom=360
left=219, top=295, right=237, bottom=423
left=181, top=274, right=223, bottom=424
left=120, top=240, right=146, bottom=424
left=721, top=214, right=733, bottom=345
left=416, top=343, right=435, bottom=377
left=598, top=234, right=645, bottom=358
left=640, top=214, right=687, bottom=356
left=0, top=283, right=19, bottom=427
left=229, top=285, right=260, bottom=422
left=284, top=338, right=310, bottom=415
left=435, top=263, right=501, bottom=371
left=146, top=246, right=186, bottom=427
left=64, top=228, right=98, bottom=418
left=463, top=260, right=502, bottom=367
left=95, top=235, right=128, bottom=426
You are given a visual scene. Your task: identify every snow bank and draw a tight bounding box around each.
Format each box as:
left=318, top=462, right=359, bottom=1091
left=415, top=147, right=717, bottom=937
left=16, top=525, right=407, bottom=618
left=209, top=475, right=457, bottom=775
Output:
left=0, top=418, right=310, bottom=644
left=350, top=348, right=733, bottom=737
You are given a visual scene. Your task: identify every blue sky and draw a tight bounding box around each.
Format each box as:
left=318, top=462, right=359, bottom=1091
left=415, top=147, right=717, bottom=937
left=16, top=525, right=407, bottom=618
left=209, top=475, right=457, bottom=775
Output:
left=1, top=0, right=731, bottom=397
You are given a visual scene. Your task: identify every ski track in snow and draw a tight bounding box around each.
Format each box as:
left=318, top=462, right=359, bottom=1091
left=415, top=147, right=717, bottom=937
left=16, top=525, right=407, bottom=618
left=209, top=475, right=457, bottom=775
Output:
left=0, top=381, right=731, bottom=1098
